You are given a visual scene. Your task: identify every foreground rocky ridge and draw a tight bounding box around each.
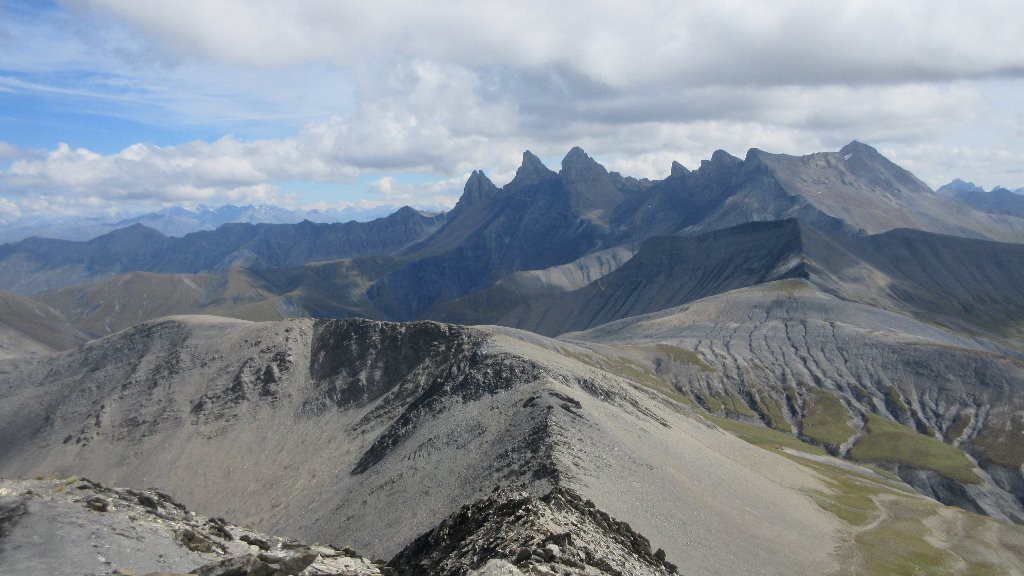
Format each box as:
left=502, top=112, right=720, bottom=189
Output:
left=389, top=486, right=678, bottom=576
left=0, top=477, right=384, bottom=576
left=0, top=478, right=682, bottom=576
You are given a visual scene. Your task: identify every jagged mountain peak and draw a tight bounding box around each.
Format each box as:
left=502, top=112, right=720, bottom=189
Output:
left=697, top=149, right=742, bottom=176
left=508, top=150, right=557, bottom=189
left=388, top=205, right=427, bottom=219
left=464, top=169, right=498, bottom=196
left=560, top=146, right=606, bottom=176
left=838, top=139, right=879, bottom=158
left=710, top=149, right=741, bottom=163
left=670, top=160, right=689, bottom=178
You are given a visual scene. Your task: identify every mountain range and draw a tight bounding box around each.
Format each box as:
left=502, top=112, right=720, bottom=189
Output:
left=937, top=178, right=1024, bottom=218
left=2, top=141, right=1024, bottom=575
left=0, top=203, right=406, bottom=244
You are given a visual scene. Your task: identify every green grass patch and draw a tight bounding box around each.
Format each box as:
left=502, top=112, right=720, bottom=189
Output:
left=850, top=414, right=980, bottom=484
left=711, top=416, right=827, bottom=456
left=853, top=499, right=962, bottom=576
left=720, top=392, right=758, bottom=418
left=800, top=389, right=855, bottom=450
left=753, top=393, right=790, bottom=431
left=787, top=455, right=1013, bottom=576
left=764, top=278, right=811, bottom=296
left=737, top=424, right=1022, bottom=575
left=695, top=391, right=724, bottom=413
left=886, top=387, right=909, bottom=417
left=973, top=415, right=1024, bottom=469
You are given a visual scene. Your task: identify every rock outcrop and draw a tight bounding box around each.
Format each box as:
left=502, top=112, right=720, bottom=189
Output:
left=0, top=477, right=384, bottom=576
left=389, top=486, right=678, bottom=576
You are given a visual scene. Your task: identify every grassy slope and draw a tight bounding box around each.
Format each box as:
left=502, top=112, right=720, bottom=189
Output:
left=717, top=417, right=1024, bottom=576
left=801, top=389, right=855, bottom=451
left=973, top=414, right=1024, bottom=469
left=850, top=414, right=981, bottom=484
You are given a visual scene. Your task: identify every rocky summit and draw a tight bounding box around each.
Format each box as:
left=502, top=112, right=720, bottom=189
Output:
left=389, top=486, right=679, bottom=576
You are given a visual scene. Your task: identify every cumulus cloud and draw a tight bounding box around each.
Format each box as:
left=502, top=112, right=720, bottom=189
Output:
left=887, top=144, right=1024, bottom=191
left=1, top=0, right=1022, bottom=218
left=78, top=0, right=1024, bottom=87
left=0, top=60, right=520, bottom=205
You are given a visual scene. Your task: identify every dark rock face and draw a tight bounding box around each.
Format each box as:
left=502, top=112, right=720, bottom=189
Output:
left=308, top=319, right=482, bottom=408
left=389, top=486, right=678, bottom=576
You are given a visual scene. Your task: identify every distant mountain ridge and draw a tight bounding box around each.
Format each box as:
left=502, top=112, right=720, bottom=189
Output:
left=0, top=203, right=407, bottom=244
left=0, top=207, right=446, bottom=294
left=937, top=178, right=1024, bottom=218
left=11, top=141, right=1024, bottom=334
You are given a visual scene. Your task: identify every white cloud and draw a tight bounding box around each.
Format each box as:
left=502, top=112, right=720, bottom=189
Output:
left=368, top=174, right=465, bottom=210
left=78, top=0, right=1024, bottom=87
left=0, top=141, right=21, bottom=161
left=1, top=0, right=1022, bottom=219
left=886, top=144, right=1024, bottom=191
left=0, top=197, right=21, bottom=223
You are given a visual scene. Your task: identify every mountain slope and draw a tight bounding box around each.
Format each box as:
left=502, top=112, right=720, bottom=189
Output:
left=1, top=315, right=1021, bottom=574
left=435, top=219, right=809, bottom=334
left=0, top=289, right=87, bottom=359
left=435, top=219, right=1024, bottom=345
left=0, top=316, right=844, bottom=575
left=568, top=280, right=1024, bottom=521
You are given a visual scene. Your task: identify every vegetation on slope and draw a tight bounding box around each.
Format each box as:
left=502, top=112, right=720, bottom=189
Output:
left=721, top=419, right=1024, bottom=576
left=800, top=389, right=855, bottom=452
left=973, top=415, right=1024, bottom=469
left=849, top=414, right=980, bottom=484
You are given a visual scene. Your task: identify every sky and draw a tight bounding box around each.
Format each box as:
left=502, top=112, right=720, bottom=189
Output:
left=1, top=0, right=1023, bottom=222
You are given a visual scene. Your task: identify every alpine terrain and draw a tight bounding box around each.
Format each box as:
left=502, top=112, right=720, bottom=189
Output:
left=2, top=142, right=1024, bottom=575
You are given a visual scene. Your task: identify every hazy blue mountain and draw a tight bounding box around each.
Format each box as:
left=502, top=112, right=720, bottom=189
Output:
left=937, top=179, right=1024, bottom=218
left=0, top=203, right=409, bottom=244
left=0, top=207, right=445, bottom=294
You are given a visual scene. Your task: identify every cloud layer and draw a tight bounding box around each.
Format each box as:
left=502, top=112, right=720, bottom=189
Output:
left=1, top=0, right=1022, bottom=217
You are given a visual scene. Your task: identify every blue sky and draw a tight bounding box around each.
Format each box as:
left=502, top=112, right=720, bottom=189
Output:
left=1, top=0, right=1023, bottom=221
